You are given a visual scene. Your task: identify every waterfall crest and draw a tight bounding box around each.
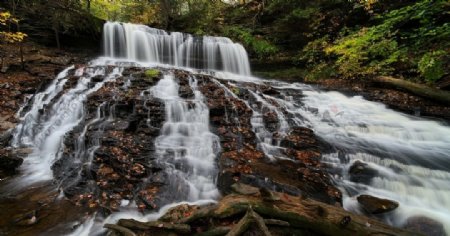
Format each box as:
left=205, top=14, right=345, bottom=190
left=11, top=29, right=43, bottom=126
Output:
left=103, top=22, right=251, bottom=75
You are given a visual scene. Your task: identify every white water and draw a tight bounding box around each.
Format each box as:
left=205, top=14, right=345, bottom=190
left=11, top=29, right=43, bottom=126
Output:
left=275, top=88, right=450, bottom=234
left=151, top=74, right=220, bottom=200
left=10, top=66, right=123, bottom=186
left=206, top=73, right=450, bottom=234
left=103, top=22, right=251, bottom=75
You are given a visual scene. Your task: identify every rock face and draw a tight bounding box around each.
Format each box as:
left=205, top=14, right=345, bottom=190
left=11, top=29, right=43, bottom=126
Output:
left=0, top=151, right=23, bottom=178
left=403, top=216, right=446, bottom=236
left=52, top=67, right=169, bottom=212
left=357, top=194, right=399, bottom=214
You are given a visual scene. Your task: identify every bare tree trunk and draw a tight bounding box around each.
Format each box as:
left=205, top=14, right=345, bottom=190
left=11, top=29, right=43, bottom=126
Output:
left=54, top=27, right=60, bottom=49
left=17, top=23, right=24, bottom=69
left=159, top=0, right=173, bottom=30
left=86, top=0, right=91, bottom=12
left=19, top=43, right=24, bottom=69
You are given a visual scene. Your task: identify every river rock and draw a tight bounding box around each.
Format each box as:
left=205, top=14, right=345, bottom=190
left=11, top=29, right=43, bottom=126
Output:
left=403, top=216, right=446, bottom=236
left=349, top=160, right=378, bottom=184
left=0, top=152, right=24, bottom=177
left=357, top=194, right=399, bottom=214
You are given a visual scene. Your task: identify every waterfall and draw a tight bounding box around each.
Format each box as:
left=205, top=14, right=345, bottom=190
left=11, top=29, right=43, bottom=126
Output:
left=151, top=74, right=220, bottom=201
left=10, top=66, right=123, bottom=185
left=4, top=21, right=450, bottom=235
left=103, top=22, right=251, bottom=75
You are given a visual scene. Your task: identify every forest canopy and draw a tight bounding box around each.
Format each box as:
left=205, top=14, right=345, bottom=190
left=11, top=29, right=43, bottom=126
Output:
left=1, top=0, right=448, bottom=84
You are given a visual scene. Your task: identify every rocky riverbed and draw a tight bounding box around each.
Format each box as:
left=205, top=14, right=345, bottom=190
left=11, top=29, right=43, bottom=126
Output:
left=1, top=62, right=447, bottom=235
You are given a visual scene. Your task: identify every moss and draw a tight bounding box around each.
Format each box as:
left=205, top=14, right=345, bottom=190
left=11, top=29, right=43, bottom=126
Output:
left=145, top=69, right=160, bottom=79
left=232, top=87, right=240, bottom=96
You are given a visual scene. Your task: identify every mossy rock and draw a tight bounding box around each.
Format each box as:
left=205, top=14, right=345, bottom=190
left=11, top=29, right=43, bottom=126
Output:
left=145, top=69, right=160, bottom=80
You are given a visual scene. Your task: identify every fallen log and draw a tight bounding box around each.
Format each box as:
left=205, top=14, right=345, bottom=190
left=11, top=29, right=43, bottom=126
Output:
left=213, top=193, right=420, bottom=236
left=104, top=224, right=137, bottom=236
left=117, top=219, right=191, bottom=234
left=373, top=76, right=450, bottom=105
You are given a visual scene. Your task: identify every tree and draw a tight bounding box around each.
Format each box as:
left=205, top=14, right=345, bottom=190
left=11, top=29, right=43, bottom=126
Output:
left=0, top=10, right=27, bottom=70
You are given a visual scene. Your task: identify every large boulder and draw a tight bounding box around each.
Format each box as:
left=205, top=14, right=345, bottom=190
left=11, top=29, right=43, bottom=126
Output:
left=357, top=194, right=399, bottom=214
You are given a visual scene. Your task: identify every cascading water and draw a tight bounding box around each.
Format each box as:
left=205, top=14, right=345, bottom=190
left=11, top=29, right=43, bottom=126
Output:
left=295, top=90, right=450, bottom=233
left=206, top=74, right=450, bottom=234
left=103, top=22, right=251, bottom=75
left=150, top=74, right=220, bottom=201
left=3, top=21, right=450, bottom=235
left=10, top=66, right=123, bottom=186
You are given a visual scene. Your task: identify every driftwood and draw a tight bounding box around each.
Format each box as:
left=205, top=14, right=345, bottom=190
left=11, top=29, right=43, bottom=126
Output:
left=105, top=184, right=421, bottom=236
left=373, top=76, right=450, bottom=104
left=117, top=219, right=191, bottom=234
left=104, top=224, right=137, bottom=236
left=226, top=207, right=271, bottom=236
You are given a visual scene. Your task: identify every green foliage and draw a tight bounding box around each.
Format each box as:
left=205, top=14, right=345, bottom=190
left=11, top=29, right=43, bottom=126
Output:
left=418, top=51, right=446, bottom=83
left=295, top=36, right=330, bottom=65
left=323, top=0, right=449, bottom=81
left=305, top=63, right=337, bottom=81
left=223, top=26, right=277, bottom=59
left=325, top=28, right=403, bottom=78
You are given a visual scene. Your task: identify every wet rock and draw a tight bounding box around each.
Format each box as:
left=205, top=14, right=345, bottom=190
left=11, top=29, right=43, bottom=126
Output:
left=262, top=111, right=278, bottom=132
left=349, top=160, right=378, bottom=184
left=231, top=183, right=260, bottom=195
left=91, top=75, right=104, bottom=82
left=49, top=56, right=72, bottom=65
left=260, top=84, right=280, bottom=95
left=0, top=129, right=12, bottom=147
left=403, top=216, right=446, bottom=236
left=0, top=151, right=24, bottom=177
left=13, top=210, right=38, bottom=226
left=357, top=194, right=399, bottom=214
left=280, top=127, right=318, bottom=150
left=0, top=121, right=16, bottom=131
left=178, top=85, right=194, bottom=99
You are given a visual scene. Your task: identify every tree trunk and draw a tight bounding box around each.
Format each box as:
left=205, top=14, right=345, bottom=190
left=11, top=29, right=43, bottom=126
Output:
left=373, top=76, right=450, bottom=105
left=86, top=0, right=91, bottom=12
left=53, top=26, right=60, bottom=49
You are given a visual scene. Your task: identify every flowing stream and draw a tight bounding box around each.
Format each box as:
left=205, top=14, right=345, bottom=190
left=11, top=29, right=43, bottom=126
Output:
left=2, top=22, right=450, bottom=235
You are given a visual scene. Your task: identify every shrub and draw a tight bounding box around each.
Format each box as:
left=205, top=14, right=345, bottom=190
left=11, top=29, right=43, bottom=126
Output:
left=418, top=51, right=446, bottom=83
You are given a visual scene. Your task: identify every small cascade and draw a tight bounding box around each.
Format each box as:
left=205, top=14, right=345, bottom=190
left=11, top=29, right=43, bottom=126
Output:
left=151, top=74, right=220, bottom=201
left=10, top=66, right=123, bottom=185
left=272, top=87, right=450, bottom=233
left=103, top=22, right=251, bottom=75
left=203, top=76, right=450, bottom=233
